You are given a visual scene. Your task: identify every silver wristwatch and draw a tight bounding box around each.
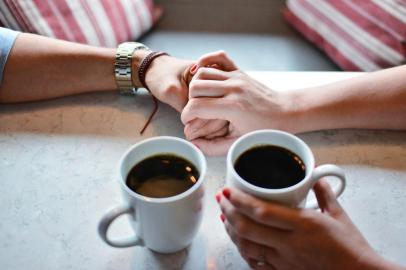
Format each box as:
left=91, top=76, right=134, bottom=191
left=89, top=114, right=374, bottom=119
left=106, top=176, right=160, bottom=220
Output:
left=115, top=42, right=149, bottom=95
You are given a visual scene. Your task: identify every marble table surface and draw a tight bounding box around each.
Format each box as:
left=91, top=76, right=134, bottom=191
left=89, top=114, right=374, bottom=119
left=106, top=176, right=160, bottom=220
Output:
left=1, top=72, right=405, bottom=270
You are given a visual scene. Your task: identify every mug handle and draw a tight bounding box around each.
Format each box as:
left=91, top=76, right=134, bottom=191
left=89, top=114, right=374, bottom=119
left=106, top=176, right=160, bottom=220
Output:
left=98, top=204, right=143, bottom=248
left=306, top=164, right=346, bottom=209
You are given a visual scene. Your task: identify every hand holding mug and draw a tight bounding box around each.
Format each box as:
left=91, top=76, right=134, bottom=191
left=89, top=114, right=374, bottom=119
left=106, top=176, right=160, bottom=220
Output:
left=216, top=183, right=378, bottom=270
left=214, top=130, right=378, bottom=270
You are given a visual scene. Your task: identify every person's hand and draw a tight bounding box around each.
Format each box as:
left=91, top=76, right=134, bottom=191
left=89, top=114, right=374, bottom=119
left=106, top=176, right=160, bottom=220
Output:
left=216, top=181, right=399, bottom=270
left=136, top=53, right=229, bottom=138
left=181, top=51, right=293, bottom=155
left=143, top=55, right=193, bottom=112
left=183, top=51, right=240, bottom=143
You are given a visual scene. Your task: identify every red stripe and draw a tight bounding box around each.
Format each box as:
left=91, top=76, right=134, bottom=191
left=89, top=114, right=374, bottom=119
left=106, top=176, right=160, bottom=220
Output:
left=100, top=0, right=128, bottom=43
left=31, top=0, right=69, bottom=40
left=48, top=0, right=87, bottom=43
left=144, top=0, right=154, bottom=16
left=5, top=0, right=36, bottom=32
left=130, top=0, right=145, bottom=33
left=284, top=8, right=359, bottom=71
left=355, top=0, right=406, bottom=39
left=100, top=0, right=122, bottom=42
left=327, top=0, right=404, bottom=55
left=296, top=0, right=393, bottom=69
left=114, top=1, right=132, bottom=41
left=79, top=0, right=106, bottom=46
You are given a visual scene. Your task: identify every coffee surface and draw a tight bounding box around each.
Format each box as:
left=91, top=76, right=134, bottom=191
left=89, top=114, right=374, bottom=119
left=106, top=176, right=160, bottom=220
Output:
left=234, top=145, right=305, bottom=189
left=126, top=154, right=199, bottom=198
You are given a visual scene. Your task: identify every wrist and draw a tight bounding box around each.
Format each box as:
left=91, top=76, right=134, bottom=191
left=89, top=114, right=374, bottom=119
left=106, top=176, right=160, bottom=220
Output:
left=131, top=49, right=152, bottom=88
left=271, top=89, right=311, bottom=134
left=144, top=54, right=171, bottom=89
left=280, top=87, right=330, bottom=134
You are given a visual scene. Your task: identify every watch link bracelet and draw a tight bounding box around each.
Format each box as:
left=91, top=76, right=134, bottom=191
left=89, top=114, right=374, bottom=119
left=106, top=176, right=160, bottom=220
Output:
left=115, top=42, right=149, bottom=95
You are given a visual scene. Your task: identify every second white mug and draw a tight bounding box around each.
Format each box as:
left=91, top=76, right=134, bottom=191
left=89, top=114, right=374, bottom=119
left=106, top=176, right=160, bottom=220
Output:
left=227, top=130, right=346, bottom=208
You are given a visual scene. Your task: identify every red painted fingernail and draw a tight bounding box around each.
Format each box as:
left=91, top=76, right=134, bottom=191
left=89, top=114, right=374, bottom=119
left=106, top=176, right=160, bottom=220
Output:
left=222, top=188, right=230, bottom=199
left=220, top=213, right=225, bottom=222
left=215, top=193, right=221, bottom=203
left=193, top=143, right=200, bottom=149
left=190, top=64, right=197, bottom=74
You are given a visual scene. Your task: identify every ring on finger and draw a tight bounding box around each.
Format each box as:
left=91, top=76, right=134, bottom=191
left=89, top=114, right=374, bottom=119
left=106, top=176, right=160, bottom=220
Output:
left=256, top=246, right=267, bottom=267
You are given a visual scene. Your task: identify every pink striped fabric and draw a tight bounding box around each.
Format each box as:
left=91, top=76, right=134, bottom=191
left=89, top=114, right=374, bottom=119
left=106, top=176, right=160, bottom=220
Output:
left=284, top=0, right=406, bottom=71
left=0, top=0, right=158, bottom=47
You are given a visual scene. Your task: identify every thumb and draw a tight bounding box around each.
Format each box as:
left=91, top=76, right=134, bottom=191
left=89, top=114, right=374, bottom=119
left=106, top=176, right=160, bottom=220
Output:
left=191, top=137, right=237, bottom=156
left=313, top=179, right=344, bottom=217
left=194, top=51, right=238, bottom=72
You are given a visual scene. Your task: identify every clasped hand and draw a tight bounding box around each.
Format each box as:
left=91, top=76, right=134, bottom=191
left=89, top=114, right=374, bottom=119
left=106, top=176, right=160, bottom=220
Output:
left=148, top=50, right=291, bottom=156
left=148, top=51, right=392, bottom=270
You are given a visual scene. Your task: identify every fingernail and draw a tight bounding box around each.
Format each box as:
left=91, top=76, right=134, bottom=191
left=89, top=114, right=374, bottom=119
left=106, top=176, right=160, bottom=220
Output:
left=222, top=188, right=230, bottom=199
left=190, top=64, right=197, bottom=74
left=193, top=143, right=200, bottom=150
left=220, top=213, right=225, bottom=222
left=215, top=193, right=221, bottom=203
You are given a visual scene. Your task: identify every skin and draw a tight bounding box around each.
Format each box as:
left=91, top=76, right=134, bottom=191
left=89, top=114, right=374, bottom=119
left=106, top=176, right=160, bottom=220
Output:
left=183, top=51, right=406, bottom=269
left=2, top=35, right=405, bottom=269
left=181, top=51, right=406, bottom=155
left=216, top=182, right=405, bottom=270
left=0, top=32, right=227, bottom=134
left=0, top=33, right=190, bottom=111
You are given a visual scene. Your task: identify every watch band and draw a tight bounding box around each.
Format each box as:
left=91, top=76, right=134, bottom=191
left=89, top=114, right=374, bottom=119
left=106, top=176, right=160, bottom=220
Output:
left=115, top=42, right=149, bottom=95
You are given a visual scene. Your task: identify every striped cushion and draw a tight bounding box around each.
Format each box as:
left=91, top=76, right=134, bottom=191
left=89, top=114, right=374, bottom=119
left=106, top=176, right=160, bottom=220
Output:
left=284, top=0, right=406, bottom=71
left=0, top=0, right=158, bottom=47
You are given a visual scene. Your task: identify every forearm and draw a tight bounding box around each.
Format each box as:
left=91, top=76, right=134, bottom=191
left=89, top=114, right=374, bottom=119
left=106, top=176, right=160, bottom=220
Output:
left=286, top=65, right=406, bottom=133
left=0, top=33, right=118, bottom=103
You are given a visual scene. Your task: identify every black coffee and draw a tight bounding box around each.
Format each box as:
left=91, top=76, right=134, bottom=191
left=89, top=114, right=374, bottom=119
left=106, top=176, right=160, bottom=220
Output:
left=126, top=154, right=199, bottom=198
left=234, top=145, right=305, bottom=189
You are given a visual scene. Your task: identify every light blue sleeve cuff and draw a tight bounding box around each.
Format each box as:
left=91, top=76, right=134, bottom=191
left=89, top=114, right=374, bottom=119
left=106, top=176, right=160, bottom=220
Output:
left=0, top=27, right=20, bottom=85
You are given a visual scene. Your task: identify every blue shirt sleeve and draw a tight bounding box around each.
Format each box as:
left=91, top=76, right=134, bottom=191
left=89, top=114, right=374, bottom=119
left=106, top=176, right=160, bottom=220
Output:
left=0, top=27, right=19, bottom=86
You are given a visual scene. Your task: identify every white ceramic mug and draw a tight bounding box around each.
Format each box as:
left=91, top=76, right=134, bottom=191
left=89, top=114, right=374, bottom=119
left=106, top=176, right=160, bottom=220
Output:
left=98, top=136, right=206, bottom=253
left=227, top=130, right=346, bottom=208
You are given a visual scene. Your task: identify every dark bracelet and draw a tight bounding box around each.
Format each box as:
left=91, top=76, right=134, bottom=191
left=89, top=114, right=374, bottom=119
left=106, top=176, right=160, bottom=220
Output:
left=137, top=51, right=169, bottom=135
left=138, top=51, right=169, bottom=90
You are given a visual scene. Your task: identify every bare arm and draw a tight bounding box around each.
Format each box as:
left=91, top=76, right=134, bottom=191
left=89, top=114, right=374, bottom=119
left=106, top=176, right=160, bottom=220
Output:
left=0, top=32, right=193, bottom=113
left=181, top=51, right=406, bottom=155
left=287, top=65, right=406, bottom=132
left=0, top=33, right=118, bottom=102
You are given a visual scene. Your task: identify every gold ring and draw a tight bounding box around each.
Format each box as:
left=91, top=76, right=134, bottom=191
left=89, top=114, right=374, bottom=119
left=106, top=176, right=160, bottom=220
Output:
left=256, top=247, right=267, bottom=267
left=256, top=260, right=266, bottom=267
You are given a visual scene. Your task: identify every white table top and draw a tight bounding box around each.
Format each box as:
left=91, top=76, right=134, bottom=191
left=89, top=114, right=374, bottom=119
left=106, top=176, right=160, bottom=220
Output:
left=1, top=72, right=405, bottom=270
